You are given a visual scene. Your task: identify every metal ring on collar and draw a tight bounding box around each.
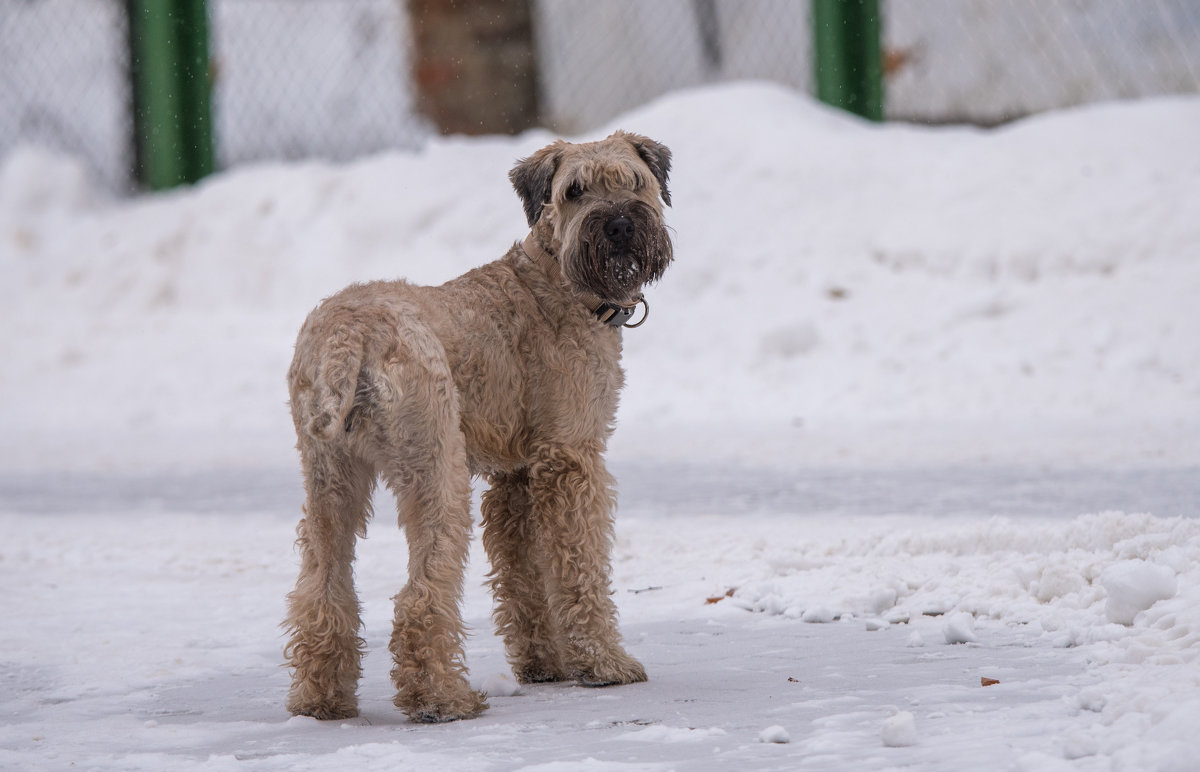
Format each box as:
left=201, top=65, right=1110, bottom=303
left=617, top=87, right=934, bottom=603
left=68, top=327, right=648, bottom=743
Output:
left=624, top=297, right=650, bottom=328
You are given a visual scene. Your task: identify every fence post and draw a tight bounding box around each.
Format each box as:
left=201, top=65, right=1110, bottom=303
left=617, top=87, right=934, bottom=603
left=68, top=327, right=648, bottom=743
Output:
left=127, top=0, right=215, bottom=190
left=812, top=0, right=883, bottom=121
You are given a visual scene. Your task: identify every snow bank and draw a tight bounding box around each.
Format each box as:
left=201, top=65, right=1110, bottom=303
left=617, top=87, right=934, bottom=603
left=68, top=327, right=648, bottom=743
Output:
left=616, top=507, right=1200, bottom=768
left=710, top=510, right=1199, bottom=656
left=3, top=82, right=1199, bottom=472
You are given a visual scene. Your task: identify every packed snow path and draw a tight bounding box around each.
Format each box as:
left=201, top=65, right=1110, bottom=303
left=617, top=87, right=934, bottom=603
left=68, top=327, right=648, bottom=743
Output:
left=2, top=465, right=1198, bottom=771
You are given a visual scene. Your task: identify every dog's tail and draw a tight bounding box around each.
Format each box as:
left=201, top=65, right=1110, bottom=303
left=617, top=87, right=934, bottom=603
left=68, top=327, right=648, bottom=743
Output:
left=292, top=324, right=368, bottom=443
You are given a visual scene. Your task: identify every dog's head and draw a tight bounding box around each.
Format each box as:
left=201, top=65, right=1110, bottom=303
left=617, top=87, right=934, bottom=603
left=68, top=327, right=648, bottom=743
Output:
left=510, top=131, right=674, bottom=304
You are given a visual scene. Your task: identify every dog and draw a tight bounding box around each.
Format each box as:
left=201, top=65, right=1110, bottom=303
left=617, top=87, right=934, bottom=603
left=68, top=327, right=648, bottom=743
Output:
left=283, top=131, right=673, bottom=723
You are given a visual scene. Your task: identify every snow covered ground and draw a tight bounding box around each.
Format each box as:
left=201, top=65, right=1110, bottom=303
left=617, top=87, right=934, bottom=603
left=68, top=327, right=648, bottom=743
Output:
left=2, top=82, right=1199, bottom=770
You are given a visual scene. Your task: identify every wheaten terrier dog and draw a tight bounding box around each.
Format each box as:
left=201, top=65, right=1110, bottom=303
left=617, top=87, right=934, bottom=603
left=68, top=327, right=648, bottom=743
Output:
left=283, top=131, right=673, bottom=723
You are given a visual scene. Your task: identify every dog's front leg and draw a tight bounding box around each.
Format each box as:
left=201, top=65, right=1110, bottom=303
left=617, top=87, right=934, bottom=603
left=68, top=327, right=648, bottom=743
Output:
left=482, top=469, right=570, bottom=684
left=529, top=444, right=647, bottom=687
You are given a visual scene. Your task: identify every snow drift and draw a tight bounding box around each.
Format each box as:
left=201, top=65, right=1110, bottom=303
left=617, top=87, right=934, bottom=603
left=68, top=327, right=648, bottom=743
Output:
left=2, top=82, right=1199, bottom=472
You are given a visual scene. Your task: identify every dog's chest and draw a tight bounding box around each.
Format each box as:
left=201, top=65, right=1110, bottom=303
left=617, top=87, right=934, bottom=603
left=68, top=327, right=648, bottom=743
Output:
left=452, top=319, right=623, bottom=470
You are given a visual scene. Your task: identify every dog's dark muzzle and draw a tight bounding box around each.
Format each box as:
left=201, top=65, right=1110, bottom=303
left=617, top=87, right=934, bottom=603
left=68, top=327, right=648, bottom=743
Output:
left=568, top=203, right=673, bottom=302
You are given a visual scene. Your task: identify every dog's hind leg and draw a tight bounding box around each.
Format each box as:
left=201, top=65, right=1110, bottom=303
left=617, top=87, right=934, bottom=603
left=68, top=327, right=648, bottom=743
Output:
left=529, top=443, right=647, bottom=687
left=377, top=346, right=488, bottom=723
left=481, top=470, right=569, bottom=683
left=283, top=445, right=375, bottom=720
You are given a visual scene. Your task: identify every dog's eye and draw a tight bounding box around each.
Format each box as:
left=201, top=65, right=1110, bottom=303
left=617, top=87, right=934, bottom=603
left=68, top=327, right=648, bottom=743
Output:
left=566, top=182, right=584, bottom=201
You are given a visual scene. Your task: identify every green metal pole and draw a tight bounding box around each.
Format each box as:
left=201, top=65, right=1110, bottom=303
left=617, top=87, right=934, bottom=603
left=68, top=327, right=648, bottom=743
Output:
left=128, top=0, right=215, bottom=190
left=813, top=0, right=883, bottom=121
left=177, top=0, right=215, bottom=182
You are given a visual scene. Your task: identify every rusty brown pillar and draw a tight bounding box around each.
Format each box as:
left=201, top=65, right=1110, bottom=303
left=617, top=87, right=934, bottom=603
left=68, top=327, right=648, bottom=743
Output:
left=409, top=0, right=540, bottom=135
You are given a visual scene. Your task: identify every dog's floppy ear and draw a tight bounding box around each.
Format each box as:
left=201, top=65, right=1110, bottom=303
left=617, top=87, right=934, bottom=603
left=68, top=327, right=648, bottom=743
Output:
left=510, top=142, right=564, bottom=227
left=618, top=132, right=672, bottom=207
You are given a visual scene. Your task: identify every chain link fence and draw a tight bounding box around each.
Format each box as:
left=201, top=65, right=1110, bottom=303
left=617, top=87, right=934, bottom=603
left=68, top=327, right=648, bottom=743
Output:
left=539, top=0, right=1200, bottom=129
left=211, top=0, right=424, bottom=169
left=536, top=0, right=812, bottom=133
left=0, top=0, right=131, bottom=192
left=2, top=0, right=1198, bottom=193
left=885, top=0, right=1200, bottom=125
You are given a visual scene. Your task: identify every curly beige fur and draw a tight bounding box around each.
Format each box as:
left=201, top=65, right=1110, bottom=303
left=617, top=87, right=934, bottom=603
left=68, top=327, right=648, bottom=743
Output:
left=282, top=131, right=673, bottom=723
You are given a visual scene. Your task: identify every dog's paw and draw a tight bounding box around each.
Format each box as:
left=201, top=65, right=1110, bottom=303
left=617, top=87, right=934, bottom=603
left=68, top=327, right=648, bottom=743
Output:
left=515, top=667, right=570, bottom=684
left=287, top=696, right=359, bottom=721
left=512, top=655, right=570, bottom=684
left=577, top=651, right=648, bottom=687
left=412, top=705, right=481, bottom=724
left=397, top=686, right=488, bottom=724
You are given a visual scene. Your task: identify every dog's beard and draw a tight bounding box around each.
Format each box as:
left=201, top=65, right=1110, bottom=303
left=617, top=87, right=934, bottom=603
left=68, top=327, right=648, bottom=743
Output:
left=561, top=203, right=673, bottom=302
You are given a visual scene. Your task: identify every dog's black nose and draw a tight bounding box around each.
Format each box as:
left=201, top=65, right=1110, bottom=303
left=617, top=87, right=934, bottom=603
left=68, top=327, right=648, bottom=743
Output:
left=604, top=216, right=635, bottom=245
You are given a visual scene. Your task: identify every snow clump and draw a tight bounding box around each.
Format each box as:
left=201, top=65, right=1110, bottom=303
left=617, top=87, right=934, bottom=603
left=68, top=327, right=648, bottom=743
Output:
left=942, top=612, right=978, bottom=644
left=478, top=671, right=521, bottom=697
left=1101, top=560, right=1178, bottom=625
left=882, top=711, right=918, bottom=747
